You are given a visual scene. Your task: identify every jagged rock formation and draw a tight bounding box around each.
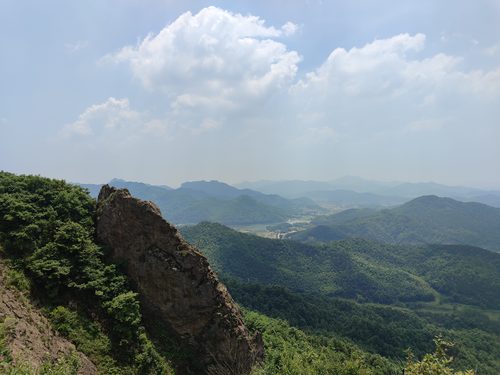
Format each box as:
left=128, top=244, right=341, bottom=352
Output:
left=0, top=262, right=97, bottom=374
left=96, top=185, right=263, bottom=375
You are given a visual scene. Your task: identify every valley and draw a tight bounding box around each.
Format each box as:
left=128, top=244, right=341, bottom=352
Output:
left=3, top=2, right=499, bottom=374
left=1, top=172, right=499, bottom=374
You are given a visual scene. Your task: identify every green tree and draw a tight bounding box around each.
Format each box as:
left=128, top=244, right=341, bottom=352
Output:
left=404, top=337, right=474, bottom=375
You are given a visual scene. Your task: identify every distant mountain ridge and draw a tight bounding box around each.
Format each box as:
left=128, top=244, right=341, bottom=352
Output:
left=77, top=178, right=321, bottom=225
left=237, top=177, right=500, bottom=208
left=5, top=172, right=500, bottom=374
left=302, top=189, right=405, bottom=207
left=291, top=195, right=500, bottom=252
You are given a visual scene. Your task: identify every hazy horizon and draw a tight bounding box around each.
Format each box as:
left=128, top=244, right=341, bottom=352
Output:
left=1, top=1, right=499, bottom=189
left=64, top=174, right=497, bottom=192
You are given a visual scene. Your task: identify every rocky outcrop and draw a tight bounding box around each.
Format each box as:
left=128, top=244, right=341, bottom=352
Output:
left=0, top=262, right=97, bottom=374
left=96, top=185, right=263, bottom=375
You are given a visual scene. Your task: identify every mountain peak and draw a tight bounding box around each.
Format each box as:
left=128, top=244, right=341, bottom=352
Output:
left=96, top=186, right=263, bottom=374
left=181, top=179, right=232, bottom=189
left=402, top=195, right=458, bottom=208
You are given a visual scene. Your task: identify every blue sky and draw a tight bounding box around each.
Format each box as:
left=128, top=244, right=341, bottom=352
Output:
left=1, top=0, right=500, bottom=188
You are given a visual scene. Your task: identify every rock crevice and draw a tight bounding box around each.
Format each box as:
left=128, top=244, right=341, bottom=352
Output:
left=96, top=185, right=263, bottom=375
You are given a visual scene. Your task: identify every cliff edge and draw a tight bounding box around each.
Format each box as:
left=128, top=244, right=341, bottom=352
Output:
left=96, top=185, right=263, bottom=375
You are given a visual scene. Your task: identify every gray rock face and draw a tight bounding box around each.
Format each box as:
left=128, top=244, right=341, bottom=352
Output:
left=96, top=185, right=263, bottom=375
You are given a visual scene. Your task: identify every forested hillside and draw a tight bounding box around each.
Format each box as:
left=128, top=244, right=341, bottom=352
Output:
left=0, top=172, right=493, bottom=374
left=182, top=222, right=500, bottom=308
left=182, top=222, right=500, bottom=374
left=291, top=195, right=500, bottom=251
left=0, top=172, right=174, bottom=373
left=183, top=223, right=436, bottom=304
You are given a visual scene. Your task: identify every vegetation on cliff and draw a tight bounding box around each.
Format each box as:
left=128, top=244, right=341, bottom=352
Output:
left=0, top=172, right=488, bottom=374
left=0, top=171, right=172, bottom=374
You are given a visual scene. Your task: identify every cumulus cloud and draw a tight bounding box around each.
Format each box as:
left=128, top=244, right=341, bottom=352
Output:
left=107, top=6, right=301, bottom=116
left=291, top=32, right=500, bottom=140
left=61, top=19, right=500, bottom=185
left=78, top=29, right=500, bottom=153
left=298, top=32, right=500, bottom=98
left=61, top=97, right=143, bottom=137
left=91, top=30, right=500, bottom=144
left=281, top=21, right=299, bottom=36
left=61, top=96, right=221, bottom=142
left=295, top=33, right=429, bottom=96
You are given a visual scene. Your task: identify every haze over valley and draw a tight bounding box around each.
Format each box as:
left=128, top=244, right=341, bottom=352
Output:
left=1, top=1, right=500, bottom=374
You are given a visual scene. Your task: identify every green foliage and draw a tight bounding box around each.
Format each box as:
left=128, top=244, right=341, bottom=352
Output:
left=134, top=331, right=170, bottom=375
left=0, top=316, right=15, bottom=366
left=183, top=222, right=500, bottom=374
left=37, top=352, right=81, bottom=375
left=297, top=195, right=500, bottom=252
left=48, top=306, right=171, bottom=374
left=244, top=309, right=401, bottom=375
left=333, top=239, right=500, bottom=309
left=183, top=222, right=500, bottom=309
left=403, top=245, right=500, bottom=308
left=0, top=355, right=81, bottom=375
left=404, top=337, right=474, bottom=375
left=5, top=268, right=31, bottom=294
left=182, top=222, right=437, bottom=304
left=226, top=280, right=434, bottom=359
left=3, top=172, right=499, bottom=375
left=48, top=306, right=113, bottom=363
left=103, top=291, right=141, bottom=340
left=0, top=172, right=174, bottom=374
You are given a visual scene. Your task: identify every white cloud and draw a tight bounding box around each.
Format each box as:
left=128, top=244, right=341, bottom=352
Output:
left=85, top=31, right=500, bottom=150
left=52, top=12, right=500, bottom=186
left=61, top=96, right=222, bottom=142
left=291, top=33, right=500, bottom=140
left=281, top=21, right=299, bottom=36
left=61, top=97, right=142, bottom=137
left=108, top=6, right=301, bottom=116
left=294, top=33, right=427, bottom=95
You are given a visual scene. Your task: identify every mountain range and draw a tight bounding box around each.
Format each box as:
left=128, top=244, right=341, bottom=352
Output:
left=181, top=222, right=500, bottom=372
left=3, top=172, right=500, bottom=374
left=289, top=195, right=500, bottom=252
left=237, top=176, right=500, bottom=208
left=79, top=178, right=321, bottom=225
left=182, top=222, right=500, bottom=308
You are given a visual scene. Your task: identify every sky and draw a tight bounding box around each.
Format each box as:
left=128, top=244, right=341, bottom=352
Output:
left=1, top=0, right=500, bottom=188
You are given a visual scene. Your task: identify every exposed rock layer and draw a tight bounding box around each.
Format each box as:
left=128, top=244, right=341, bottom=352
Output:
left=0, top=261, right=97, bottom=374
left=96, top=185, right=263, bottom=375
